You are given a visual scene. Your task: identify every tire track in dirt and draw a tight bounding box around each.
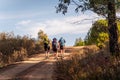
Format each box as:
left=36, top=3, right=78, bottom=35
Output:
left=12, top=54, right=71, bottom=80
left=0, top=54, right=48, bottom=80
left=0, top=47, right=73, bottom=80
left=12, top=60, right=56, bottom=80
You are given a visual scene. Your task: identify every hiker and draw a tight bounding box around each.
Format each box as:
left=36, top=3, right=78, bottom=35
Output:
left=52, top=38, right=59, bottom=59
left=59, top=37, right=66, bottom=58
left=44, top=38, right=50, bottom=59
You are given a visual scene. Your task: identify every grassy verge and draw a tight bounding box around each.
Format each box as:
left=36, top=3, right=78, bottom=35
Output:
left=55, top=45, right=120, bottom=80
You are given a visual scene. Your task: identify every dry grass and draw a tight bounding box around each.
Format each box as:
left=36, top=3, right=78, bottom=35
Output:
left=0, top=32, right=42, bottom=67
left=55, top=45, right=120, bottom=80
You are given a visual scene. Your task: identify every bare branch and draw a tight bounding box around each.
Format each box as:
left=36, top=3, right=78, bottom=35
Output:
left=72, top=17, right=101, bottom=24
left=71, top=0, right=80, bottom=6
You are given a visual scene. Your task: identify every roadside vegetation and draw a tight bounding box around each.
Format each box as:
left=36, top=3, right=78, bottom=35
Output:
left=55, top=0, right=120, bottom=79
left=0, top=30, right=48, bottom=67
left=55, top=45, right=120, bottom=80
left=75, top=19, right=120, bottom=49
left=55, top=19, right=120, bottom=80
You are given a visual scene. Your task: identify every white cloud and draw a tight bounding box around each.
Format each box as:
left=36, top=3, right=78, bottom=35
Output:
left=17, top=20, right=31, bottom=25
left=15, top=14, right=99, bottom=38
left=15, top=20, right=46, bottom=38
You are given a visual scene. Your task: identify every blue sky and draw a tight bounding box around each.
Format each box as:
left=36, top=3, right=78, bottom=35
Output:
left=0, top=0, right=100, bottom=46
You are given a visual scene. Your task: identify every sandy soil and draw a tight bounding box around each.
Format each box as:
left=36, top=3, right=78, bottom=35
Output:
left=0, top=47, right=73, bottom=80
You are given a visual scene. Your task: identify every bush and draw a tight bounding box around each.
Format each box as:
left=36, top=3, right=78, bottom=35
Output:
left=0, top=32, right=42, bottom=67
left=55, top=46, right=120, bottom=80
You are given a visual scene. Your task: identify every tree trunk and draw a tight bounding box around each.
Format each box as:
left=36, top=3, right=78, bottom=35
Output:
left=108, top=0, right=119, bottom=55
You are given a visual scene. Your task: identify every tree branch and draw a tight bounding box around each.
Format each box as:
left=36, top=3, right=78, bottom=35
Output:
left=72, top=17, right=101, bottom=24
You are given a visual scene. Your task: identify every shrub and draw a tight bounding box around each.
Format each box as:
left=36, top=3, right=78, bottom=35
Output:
left=0, top=32, right=42, bottom=67
left=55, top=46, right=120, bottom=80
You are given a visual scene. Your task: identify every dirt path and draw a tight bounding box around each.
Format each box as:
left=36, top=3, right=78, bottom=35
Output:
left=13, top=60, right=55, bottom=80
left=0, top=48, right=72, bottom=80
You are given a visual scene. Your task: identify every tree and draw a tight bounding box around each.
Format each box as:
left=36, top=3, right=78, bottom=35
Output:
left=56, top=0, right=120, bottom=55
left=38, top=30, right=48, bottom=50
left=84, top=19, right=110, bottom=49
left=38, top=30, right=48, bottom=42
left=74, top=37, right=84, bottom=46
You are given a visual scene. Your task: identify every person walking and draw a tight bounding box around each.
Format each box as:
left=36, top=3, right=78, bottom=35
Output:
left=44, top=38, right=50, bottom=59
left=59, top=37, right=66, bottom=58
left=52, top=38, right=59, bottom=59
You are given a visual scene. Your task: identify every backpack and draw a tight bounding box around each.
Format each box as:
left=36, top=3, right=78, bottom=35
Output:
left=44, top=38, right=50, bottom=48
left=59, top=38, right=65, bottom=46
left=44, top=41, right=48, bottom=45
left=52, top=38, right=57, bottom=50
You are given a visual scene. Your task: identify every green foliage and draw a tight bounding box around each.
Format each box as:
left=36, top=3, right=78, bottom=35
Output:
left=84, top=19, right=120, bottom=49
left=74, top=37, right=84, bottom=46
left=56, top=0, right=120, bottom=54
left=87, top=0, right=108, bottom=16
left=56, top=0, right=120, bottom=16
left=97, top=32, right=109, bottom=49
left=38, top=30, right=48, bottom=42
left=38, top=30, right=50, bottom=50
left=84, top=19, right=108, bottom=48
left=117, top=20, right=120, bottom=36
